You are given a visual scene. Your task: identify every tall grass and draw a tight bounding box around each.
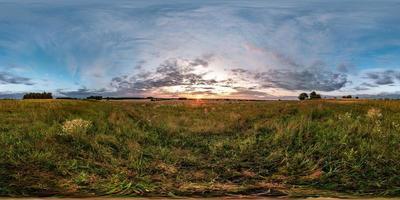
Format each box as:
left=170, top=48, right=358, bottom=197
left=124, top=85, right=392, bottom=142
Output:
left=1, top=99, right=400, bottom=196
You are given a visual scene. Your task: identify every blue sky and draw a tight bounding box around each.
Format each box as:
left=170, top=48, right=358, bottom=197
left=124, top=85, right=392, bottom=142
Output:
left=1, top=0, right=400, bottom=99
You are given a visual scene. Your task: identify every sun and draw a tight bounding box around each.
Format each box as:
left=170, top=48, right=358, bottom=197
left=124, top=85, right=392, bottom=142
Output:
left=194, top=94, right=203, bottom=100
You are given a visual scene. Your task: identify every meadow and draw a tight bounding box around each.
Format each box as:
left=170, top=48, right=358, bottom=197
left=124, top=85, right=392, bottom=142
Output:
left=1, top=99, right=400, bottom=197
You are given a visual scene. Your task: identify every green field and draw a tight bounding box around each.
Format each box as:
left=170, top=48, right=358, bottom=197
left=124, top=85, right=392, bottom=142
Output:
left=1, top=99, right=400, bottom=197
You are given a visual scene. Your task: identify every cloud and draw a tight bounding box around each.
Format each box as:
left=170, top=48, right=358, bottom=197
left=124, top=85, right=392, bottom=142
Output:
left=110, top=57, right=219, bottom=94
left=0, top=71, right=34, bottom=85
left=262, top=69, right=347, bottom=91
left=108, top=55, right=349, bottom=99
left=0, top=92, right=25, bottom=99
left=356, top=91, right=400, bottom=99
left=365, top=70, right=400, bottom=85
left=57, top=87, right=107, bottom=98
left=230, top=67, right=348, bottom=92
left=350, top=70, right=400, bottom=92
left=336, top=63, right=356, bottom=73
left=353, top=82, right=379, bottom=91
left=226, top=87, right=276, bottom=99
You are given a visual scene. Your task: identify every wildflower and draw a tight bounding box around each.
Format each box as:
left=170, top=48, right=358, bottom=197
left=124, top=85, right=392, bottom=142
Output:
left=392, top=122, right=400, bottom=130
left=338, top=112, right=352, bottom=120
left=61, top=118, right=92, bottom=135
left=374, top=120, right=382, bottom=134
left=366, top=108, right=383, bottom=119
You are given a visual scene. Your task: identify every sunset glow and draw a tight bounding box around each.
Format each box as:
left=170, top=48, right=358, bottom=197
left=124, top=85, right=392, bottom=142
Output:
left=0, top=1, right=399, bottom=99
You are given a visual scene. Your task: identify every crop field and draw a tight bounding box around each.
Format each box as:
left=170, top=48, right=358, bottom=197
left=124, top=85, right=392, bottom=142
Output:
left=1, top=99, right=400, bottom=197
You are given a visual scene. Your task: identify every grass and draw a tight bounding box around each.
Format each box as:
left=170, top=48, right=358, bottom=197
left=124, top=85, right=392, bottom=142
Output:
left=1, top=99, right=400, bottom=197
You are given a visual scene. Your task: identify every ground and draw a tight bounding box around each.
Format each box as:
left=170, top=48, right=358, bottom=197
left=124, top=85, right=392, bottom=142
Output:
left=0, top=198, right=397, bottom=200
left=1, top=99, right=400, bottom=198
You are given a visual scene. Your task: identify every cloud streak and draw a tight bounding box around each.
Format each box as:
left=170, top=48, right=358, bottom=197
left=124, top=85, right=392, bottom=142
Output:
left=365, top=70, right=400, bottom=85
left=0, top=71, right=34, bottom=85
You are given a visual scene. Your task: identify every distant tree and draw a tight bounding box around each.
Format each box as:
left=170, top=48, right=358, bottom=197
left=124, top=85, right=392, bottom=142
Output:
left=298, top=93, right=309, bottom=100
left=309, top=91, right=321, bottom=99
left=56, top=97, right=77, bottom=100
left=355, top=96, right=359, bottom=99
left=23, top=92, right=52, bottom=99
left=87, top=96, right=102, bottom=100
left=342, top=95, right=352, bottom=99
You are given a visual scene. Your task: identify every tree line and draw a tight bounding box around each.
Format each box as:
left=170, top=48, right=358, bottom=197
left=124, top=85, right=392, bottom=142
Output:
left=298, top=91, right=359, bottom=100
left=23, top=92, right=53, bottom=99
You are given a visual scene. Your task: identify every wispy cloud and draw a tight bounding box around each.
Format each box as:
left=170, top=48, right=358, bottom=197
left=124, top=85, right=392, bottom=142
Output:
left=0, top=71, right=34, bottom=85
left=365, top=70, right=400, bottom=85
left=57, top=87, right=107, bottom=98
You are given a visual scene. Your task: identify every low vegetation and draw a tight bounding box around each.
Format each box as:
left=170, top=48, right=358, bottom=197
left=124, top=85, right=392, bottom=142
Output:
left=1, top=99, right=400, bottom=197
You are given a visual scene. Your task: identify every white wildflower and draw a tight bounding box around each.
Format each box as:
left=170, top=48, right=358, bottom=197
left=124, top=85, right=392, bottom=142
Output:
left=392, top=122, right=400, bottom=130
left=338, top=112, right=352, bottom=120
left=61, top=118, right=92, bottom=135
left=366, top=108, right=383, bottom=119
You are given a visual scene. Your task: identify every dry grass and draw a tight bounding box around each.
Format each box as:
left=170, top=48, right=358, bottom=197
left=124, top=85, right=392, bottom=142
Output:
left=1, top=99, right=400, bottom=197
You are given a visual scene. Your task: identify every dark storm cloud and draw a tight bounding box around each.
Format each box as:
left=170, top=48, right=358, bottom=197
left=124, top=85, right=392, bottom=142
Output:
left=185, top=90, right=218, bottom=96
left=353, top=82, right=379, bottom=91
left=190, top=58, right=209, bottom=67
left=110, top=55, right=349, bottom=97
left=396, top=72, right=400, bottom=80
left=111, top=58, right=218, bottom=93
left=376, top=78, right=394, bottom=85
left=228, top=87, right=276, bottom=99
left=0, top=92, right=25, bottom=99
left=336, top=63, right=355, bottom=73
left=57, top=88, right=107, bottom=98
left=0, top=71, right=34, bottom=85
left=233, top=68, right=347, bottom=92
left=352, top=70, right=400, bottom=91
left=337, top=64, right=349, bottom=73
left=365, top=70, right=400, bottom=85
left=134, top=60, right=147, bottom=70
left=356, top=92, right=400, bottom=99
left=229, top=66, right=348, bottom=92
left=231, top=68, right=250, bottom=75
left=362, top=82, right=378, bottom=87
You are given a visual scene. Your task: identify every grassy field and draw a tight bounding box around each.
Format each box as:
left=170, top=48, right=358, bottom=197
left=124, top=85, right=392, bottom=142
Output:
left=1, top=99, right=400, bottom=197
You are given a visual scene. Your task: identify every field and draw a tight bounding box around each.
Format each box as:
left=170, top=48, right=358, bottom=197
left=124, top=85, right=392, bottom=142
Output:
left=1, top=99, right=400, bottom=197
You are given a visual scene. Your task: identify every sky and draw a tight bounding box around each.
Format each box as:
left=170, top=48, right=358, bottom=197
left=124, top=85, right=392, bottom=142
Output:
left=1, top=0, right=400, bottom=99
